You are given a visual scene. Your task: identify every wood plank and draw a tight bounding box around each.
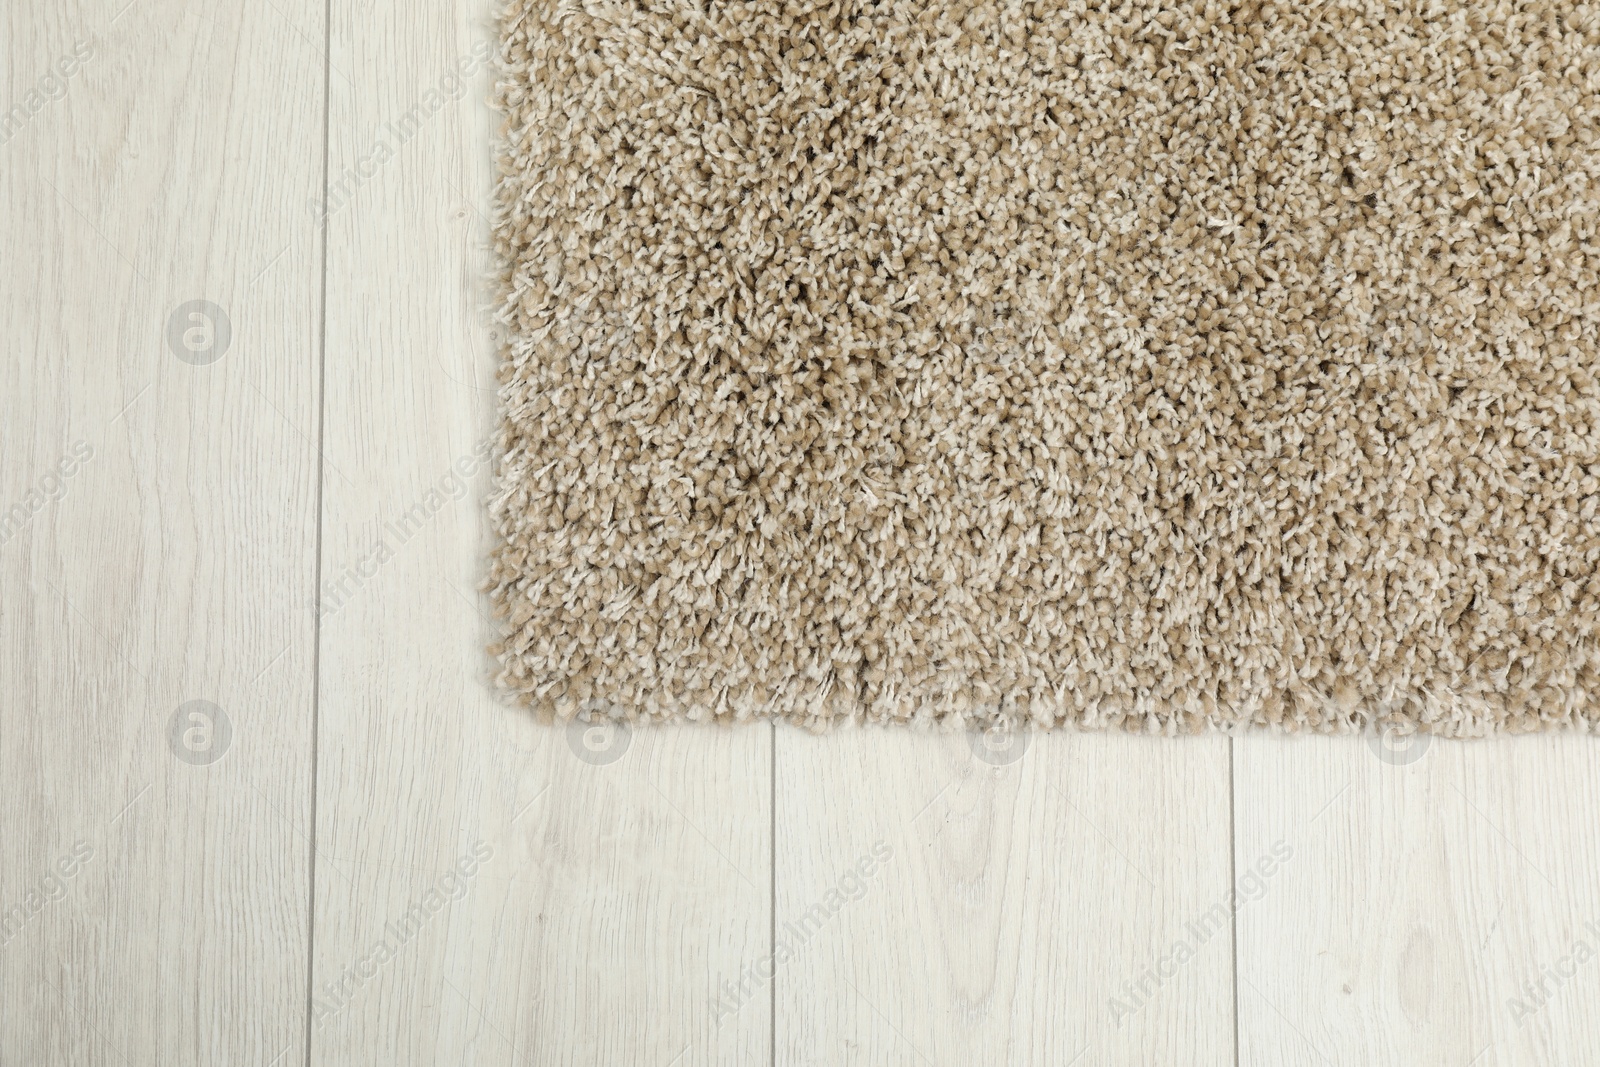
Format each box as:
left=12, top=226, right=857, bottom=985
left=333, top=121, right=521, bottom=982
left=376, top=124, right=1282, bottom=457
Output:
left=0, top=1, right=323, bottom=1063
left=1236, top=734, right=1600, bottom=1065
left=311, top=1, right=772, bottom=1061
left=775, top=726, right=1234, bottom=1065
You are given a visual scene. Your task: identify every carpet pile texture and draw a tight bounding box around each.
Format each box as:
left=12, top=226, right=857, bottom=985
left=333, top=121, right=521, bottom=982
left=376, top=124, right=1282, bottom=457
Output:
left=487, top=0, right=1600, bottom=733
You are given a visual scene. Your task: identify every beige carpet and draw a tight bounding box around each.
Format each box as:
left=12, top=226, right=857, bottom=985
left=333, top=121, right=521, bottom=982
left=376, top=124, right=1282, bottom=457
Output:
left=486, top=0, right=1600, bottom=734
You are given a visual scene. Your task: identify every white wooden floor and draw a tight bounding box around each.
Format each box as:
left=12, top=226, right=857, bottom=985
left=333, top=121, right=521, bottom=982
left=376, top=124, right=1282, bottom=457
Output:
left=4, top=2, right=1599, bottom=1064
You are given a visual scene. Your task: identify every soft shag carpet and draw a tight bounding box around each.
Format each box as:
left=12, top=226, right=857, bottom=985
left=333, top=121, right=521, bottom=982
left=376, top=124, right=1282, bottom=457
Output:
left=486, top=0, right=1600, bottom=734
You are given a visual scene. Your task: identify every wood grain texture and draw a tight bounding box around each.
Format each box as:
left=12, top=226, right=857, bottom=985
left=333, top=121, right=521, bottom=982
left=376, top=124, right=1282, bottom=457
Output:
left=1235, top=735, right=1600, bottom=1066
left=7, top=2, right=1600, bottom=1065
left=775, top=726, right=1234, bottom=1065
left=311, top=1, right=770, bottom=1063
left=0, top=0, right=322, bottom=1063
